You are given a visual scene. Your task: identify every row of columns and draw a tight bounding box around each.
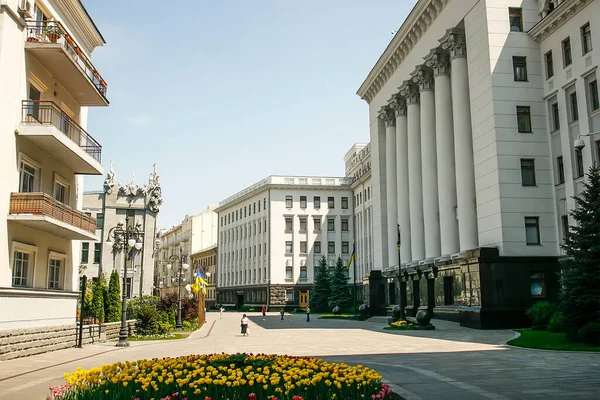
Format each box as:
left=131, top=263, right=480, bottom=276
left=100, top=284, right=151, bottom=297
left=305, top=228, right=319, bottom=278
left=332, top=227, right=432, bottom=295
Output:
left=380, top=29, right=479, bottom=266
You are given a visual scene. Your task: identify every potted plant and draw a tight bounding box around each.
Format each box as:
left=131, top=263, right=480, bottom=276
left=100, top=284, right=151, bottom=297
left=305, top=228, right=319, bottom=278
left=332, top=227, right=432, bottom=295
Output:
left=65, top=34, right=75, bottom=46
left=46, top=26, right=62, bottom=43
left=93, top=70, right=100, bottom=79
left=74, top=46, right=83, bottom=56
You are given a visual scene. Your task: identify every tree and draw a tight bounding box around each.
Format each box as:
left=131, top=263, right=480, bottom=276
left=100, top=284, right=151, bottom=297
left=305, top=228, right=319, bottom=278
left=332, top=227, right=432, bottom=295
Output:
left=311, top=256, right=331, bottom=312
left=560, top=166, right=600, bottom=340
left=328, top=256, right=352, bottom=311
left=106, top=270, right=122, bottom=323
left=90, top=273, right=106, bottom=323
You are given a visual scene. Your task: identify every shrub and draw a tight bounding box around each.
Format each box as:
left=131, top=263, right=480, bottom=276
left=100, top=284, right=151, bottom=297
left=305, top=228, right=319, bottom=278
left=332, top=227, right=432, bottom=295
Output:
left=182, top=318, right=199, bottom=331
left=181, top=297, right=199, bottom=322
left=547, top=311, right=566, bottom=333
left=239, top=305, right=252, bottom=312
left=526, top=301, right=555, bottom=329
left=105, top=271, right=122, bottom=323
left=576, top=322, right=600, bottom=346
left=158, top=292, right=179, bottom=312
left=90, top=274, right=106, bottom=323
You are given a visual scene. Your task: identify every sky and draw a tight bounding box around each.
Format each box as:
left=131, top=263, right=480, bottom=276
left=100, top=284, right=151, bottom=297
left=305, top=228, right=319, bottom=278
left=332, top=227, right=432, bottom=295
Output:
left=82, top=0, right=417, bottom=229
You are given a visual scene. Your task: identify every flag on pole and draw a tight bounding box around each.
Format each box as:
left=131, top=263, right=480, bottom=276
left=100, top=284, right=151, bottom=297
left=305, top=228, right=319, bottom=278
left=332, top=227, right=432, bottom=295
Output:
left=397, top=223, right=401, bottom=249
left=346, top=243, right=356, bottom=270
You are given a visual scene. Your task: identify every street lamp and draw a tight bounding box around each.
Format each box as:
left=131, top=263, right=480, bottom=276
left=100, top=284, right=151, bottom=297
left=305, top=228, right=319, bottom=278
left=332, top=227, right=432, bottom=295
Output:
left=167, top=247, right=189, bottom=330
left=106, top=217, right=143, bottom=347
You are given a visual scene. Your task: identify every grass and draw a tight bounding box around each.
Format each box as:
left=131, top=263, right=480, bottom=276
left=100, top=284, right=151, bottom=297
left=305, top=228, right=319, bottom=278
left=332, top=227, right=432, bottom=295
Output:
left=509, top=330, right=600, bottom=352
left=115, top=332, right=188, bottom=342
left=318, top=314, right=361, bottom=320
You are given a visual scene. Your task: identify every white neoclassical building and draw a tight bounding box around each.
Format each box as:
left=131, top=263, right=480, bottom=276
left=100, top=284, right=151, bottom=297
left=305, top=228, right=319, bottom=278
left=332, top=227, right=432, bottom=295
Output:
left=215, top=176, right=354, bottom=311
left=357, top=0, right=599, bottom=328
left=0, top=0, right=108, bottom=357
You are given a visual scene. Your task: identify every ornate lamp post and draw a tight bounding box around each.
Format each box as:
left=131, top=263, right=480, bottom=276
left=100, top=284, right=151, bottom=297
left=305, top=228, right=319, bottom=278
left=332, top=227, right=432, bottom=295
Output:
left=106, top=217, right=144, bottom=347
left=167, top=247, right=189, bottom=330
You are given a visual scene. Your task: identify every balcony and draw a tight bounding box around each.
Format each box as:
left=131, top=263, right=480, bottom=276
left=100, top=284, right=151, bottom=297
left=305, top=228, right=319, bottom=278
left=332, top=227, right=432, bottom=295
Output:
left=25, top=21, right=108, bottom=106
left=19, top=101, right=103, bottom=175
left=8, top=192, right=97, bottom=240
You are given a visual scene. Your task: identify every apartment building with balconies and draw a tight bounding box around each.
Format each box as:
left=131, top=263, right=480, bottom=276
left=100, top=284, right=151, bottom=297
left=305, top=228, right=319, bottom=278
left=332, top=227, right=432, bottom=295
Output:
left=0, top=0, right=108, bottom=357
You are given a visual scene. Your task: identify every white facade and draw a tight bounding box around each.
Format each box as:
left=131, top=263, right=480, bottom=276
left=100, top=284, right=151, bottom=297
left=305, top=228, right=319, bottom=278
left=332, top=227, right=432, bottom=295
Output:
left=216, top=176, right=354, bottom=309
left=0, top=0, right=107, bottom=330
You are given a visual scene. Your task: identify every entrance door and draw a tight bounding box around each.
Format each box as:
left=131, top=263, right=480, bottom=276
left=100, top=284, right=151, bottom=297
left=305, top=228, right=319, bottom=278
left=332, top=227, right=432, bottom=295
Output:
left=388, top=281, right=396, bottom=305
left=299, top=290, right=309, bottom=308
left=237, top=294, right=244, bottom=309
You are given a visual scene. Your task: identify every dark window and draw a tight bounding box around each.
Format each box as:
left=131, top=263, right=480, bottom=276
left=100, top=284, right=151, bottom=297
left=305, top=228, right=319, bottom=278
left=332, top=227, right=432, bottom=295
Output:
left=327, top=218, right=335, bottom=231
left=341, top=197, right=349, bottom=209
left=314, top=217, right=321, bottom=231
left=517, top=106, right=532, bottom=133
left=562, top=37, right=572, bottom=66
left=300, top=196, right=307, bottom=209
left=285, top=217, right=293, bottom=231
left=328, top=241, right=335, bottom=254
left=545, top=51, right=554, bottom=79
left=551, top=102, right=560, bottom=131
left=300, top=266, right=307, bottom=279
left=521, top=159, right=536, bottom=186
left=561, top=215, right=569, bottom=243
left=254, top=203, right=256, bottom=213
left=81, top=242, right=89, bottom=263
left=285, top=195, right=292, bottom=208
left=530, top=272, right=546, bottom=298
left=590, top=80, right=599, bottom=111
left=244, top=207, right=247, bottom=218
left=314, top=196, right=320, bottom=208
left=314, top=241, right=321, bottom=254
left=94, top=243, right=101, bottom=263
left=596, top=140, right=600, bottom=167
left=557, top=156, right=565, bottom=184
left=570, top=92, right=579, bottom=122
left=300, top=241, right=307, bottom=254
left=342, top=241, right=349, bottom=254
left=258, top=201, right=261, bottom=212
left=327, top=197, right=334, bottom=208
left=126, top=277, right=132, bottom=298
left=96, top=213, right=104, bottom=229
left=299, top=218, right=307, bottom=231
left=509, top=8, right=523, bottom=32
left=581, top=23, right=592, bottom=54
left=513, top=56, right=527, bottom=81
left=285, top=241, right=293, bottom=254
left=525, top=217, right=541, bottom=245
left=443, top=276, right=454, bottom=305
left=341, top=218, right=349, bottom=232
left=575, top=149, right=584, bottom=178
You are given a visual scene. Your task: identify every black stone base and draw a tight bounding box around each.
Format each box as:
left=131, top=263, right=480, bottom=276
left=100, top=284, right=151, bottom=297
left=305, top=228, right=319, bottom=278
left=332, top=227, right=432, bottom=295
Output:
left=413, top=325, right=435, bottom=330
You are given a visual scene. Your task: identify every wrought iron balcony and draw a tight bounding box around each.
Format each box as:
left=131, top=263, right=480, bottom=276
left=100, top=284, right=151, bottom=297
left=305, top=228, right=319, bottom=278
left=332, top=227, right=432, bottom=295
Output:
left=25, top=20, right=108, bottom=106
left=8, top=192, right=97, bottom=240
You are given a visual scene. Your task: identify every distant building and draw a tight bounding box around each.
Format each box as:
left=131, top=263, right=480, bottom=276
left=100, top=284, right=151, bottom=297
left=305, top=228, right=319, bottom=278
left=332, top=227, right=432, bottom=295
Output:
left=215, top=176, right=354, bottom=311
left=190, top=246, right=217, bottom=309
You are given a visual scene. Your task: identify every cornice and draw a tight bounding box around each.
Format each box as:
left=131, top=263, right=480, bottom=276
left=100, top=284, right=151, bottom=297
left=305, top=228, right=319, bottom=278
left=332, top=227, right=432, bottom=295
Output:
left=528, top=0, right=592, bottom=43
left=54, top=0, right=105, bottom=54
left=356, top=0, right=450, bottom=104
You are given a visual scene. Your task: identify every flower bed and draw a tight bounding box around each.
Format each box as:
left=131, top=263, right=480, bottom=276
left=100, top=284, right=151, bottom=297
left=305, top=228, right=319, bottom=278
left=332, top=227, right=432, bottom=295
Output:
left=317, top=314, right=360, bottom=320
left=384, top=320, right=414, bottom=330
left=50, top=353, right=395, bottom=400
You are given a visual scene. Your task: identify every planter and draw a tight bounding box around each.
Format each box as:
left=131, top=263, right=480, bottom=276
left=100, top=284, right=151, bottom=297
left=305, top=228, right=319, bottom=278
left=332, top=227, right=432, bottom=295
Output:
left=27, top=37, right=38, bottom=43
left=47, top=33, right=60, bottom=43
left=65, top=35, right=75, bottom=46
left=93, top=70, right=100, bottom=78
left=74, top=47, right=83, bottom=56
left=99, top=79, right=107, bottom=88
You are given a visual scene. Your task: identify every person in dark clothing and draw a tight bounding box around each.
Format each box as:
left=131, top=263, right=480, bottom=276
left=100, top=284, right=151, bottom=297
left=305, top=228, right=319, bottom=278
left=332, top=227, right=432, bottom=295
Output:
left=280, top=309, right=285, bottom=321
left=306, top=307, right=311, bottom=322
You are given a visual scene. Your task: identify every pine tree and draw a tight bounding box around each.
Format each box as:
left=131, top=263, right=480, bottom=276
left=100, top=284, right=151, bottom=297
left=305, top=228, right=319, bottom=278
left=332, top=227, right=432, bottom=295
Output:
left=106, top=270, right=122, bottom=323
left=560, top=166, right=600, bottom=339
left=311, top=256, right=331, bottom=312
left=328, top=256, right=352, bottom=311
left=90, top=273, right=106, bottom=323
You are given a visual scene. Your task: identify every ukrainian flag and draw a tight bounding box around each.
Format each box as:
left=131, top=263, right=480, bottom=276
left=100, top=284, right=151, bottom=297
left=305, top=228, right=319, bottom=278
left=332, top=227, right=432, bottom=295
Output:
left=346, top=243, right=356, bottom=270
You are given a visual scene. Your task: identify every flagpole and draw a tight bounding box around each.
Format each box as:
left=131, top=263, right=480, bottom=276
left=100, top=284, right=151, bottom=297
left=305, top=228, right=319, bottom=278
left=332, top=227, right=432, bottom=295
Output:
left=352, top=242, right=357, bottom=316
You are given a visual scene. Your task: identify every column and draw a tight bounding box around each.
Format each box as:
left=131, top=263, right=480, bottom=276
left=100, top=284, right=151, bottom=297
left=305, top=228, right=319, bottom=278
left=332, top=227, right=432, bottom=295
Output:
left=412, top=66, right=441, bottom=260
left=399, top=81, right=425, bottom=261
left=442, top=29, right=479, bottom=251
left=380, top=107, right=399, bottom=268
left=425, top=49, right=459, bottom=256
left=389, top=95, right=411, bottom=264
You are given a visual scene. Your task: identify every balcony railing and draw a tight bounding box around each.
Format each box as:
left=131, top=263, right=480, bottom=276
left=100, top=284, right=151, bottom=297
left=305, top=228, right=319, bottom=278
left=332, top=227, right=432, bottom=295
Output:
left=22, top=100, right=102, bottom=162
left=10, top=192, right=96, bottom=234
left=25, top=20, right=107, bottom=98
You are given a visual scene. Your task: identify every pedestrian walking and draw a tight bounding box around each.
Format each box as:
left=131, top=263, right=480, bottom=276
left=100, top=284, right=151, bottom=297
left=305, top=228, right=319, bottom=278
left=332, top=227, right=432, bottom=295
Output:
left=241, top=314, right=249, bottom=336
left=219, top=306, right=224, bottom=319
left=261, top=306, right=266, bottom=320
left=280, top=308, right=285, bottom=321
left=306, top=306, right=310, bottom=322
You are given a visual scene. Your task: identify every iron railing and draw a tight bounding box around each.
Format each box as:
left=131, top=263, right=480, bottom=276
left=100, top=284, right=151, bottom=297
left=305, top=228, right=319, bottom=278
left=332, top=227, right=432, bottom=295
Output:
left=25, top=20, right=107, bottom=98
left=21, top=100, right=102, bottom=162
left=10, top=192, right=97, bottom=234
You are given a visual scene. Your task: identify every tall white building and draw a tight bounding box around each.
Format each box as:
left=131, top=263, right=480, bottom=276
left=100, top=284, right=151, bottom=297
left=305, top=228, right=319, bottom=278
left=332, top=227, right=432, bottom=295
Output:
left=356, top=0, right=599, bottom=328
left=216, top=176, right=354, bottom=310
left=0, top=0, right=108, bottom=357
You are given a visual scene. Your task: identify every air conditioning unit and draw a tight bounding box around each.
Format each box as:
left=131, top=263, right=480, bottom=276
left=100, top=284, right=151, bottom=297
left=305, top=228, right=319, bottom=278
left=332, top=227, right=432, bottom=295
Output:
left=18, top=0, right=33, bottom=18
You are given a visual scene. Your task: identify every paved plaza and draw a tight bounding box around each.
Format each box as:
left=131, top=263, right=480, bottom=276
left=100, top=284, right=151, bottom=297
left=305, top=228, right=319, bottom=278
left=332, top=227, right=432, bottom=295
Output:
left=0, top=312, right=598, bottom=399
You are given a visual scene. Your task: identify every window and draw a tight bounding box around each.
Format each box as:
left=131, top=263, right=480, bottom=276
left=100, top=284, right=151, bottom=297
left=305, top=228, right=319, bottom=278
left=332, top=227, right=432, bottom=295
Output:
left=126, top=277, right=132, bottom=298
left=521, top=159, right=536, bottom=186
left=300, top=196, right=307, bottom=209
left=96, top=213, right=104, bottom=229
left=300, top=241, right=307, bottom=254
left=341, top=197, right=349, bottom=209
left=581, top=23, right=592, bottom=54
left=562, top=37, right=572, bottom=66
left=285, top=241, right=293, bottom=254
left=258, top=201, right=261, bottom=212
left=313, top=217, right=321, bottom=231
left=314, top=196, right=320, bottom=208
left=328, top=197, right=334, bottom=208
left=12, top=250, right=31, bottom=287
left=575, top=149, right=584, bottom=178
left=285, top=195, right=293, bottom=208
left=525, top=217, right=541, bottom=245
left=81, top=242, right=89, bottom=263
left=48, top=258, right=62, bottom=290
left=299, top=218, right=307, bottom=231
left=94, top=243, right=101, bottom=263
left=561, top=215, right=569, bottom=243
left=244, top=207, right=247, bottom=218
left=517, top=106, right=532, bottom=133
left=285, top=217, right=293, bottom=231
left=341, top=218, right=349, bottom=232
left=19, top=160, right=38, bottom=193
left=545, top=51, right=554, bottom=79
left=513, top=56, right=527, bottom=81
left=327, top=218, right=335, bottom=231
left=551, top=102, right=560, bottom=131
left=509, top=8, right=523, bottom=32
left=557, top=156, right=565, bottom=184
left=254, top=203, right=256, bottom=213
left=590, top=80, right=599, bottom=111
left=328, top=241, right=335, bottom=254
left=264, top=198, right=266, bottom=210
left=300, top=265, right=307, bottom=279
left=314, top=241, right=321, bottom=254
left=286, top=289, right=294, bottom=301
left=342, top=241, right=349, bottom=254
left=569, top=92, right=579, bottom=122
left=286, top=265, right=293, bottom=279
left=443, top=276, right=454, bottom=305
left=596, top=140, right=600, bottom=167
left=530, top=272, right=546, bottom=298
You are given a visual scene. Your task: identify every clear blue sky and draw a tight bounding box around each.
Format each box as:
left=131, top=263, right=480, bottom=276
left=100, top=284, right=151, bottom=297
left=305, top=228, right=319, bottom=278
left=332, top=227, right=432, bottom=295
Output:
left=82, top=0, right=417, bottom=229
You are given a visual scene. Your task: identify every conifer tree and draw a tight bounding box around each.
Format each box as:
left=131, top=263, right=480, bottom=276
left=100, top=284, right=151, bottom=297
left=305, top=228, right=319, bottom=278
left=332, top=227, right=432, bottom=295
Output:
left=560, top=166, right=600, bottom=339
left=328, top=256, right=352, bottom=311
left=106, top=270, right=122, bottom=322
left=311, top=256, right=331, bottom=312
left=90, top=273, right=106, bottom=323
